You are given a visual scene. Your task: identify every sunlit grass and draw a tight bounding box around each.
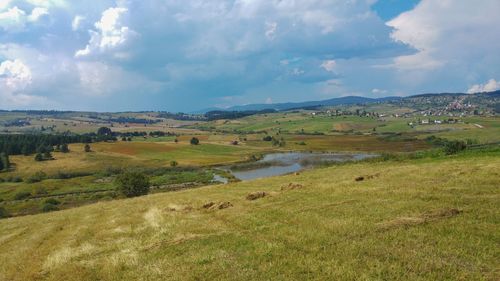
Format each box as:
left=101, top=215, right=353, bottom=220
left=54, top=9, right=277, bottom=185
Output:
left=0, top=152, right=498, bottom=280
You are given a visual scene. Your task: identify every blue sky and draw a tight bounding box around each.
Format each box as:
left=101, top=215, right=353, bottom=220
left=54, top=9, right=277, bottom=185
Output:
left=1, top=0, right=499, bottom=112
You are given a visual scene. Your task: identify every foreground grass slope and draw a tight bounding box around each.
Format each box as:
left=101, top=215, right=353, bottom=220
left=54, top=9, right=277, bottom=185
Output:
left=0, top=153, right=499, bottom=280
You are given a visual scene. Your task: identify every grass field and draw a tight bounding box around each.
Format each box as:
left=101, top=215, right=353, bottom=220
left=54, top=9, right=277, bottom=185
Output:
left=0, top=150, right=498, bottom=280
left=193, top=112, right=384, bottom=134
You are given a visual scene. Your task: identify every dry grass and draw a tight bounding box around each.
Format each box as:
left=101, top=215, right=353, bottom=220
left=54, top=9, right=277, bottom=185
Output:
left=0, top=154, right=498, bottom=280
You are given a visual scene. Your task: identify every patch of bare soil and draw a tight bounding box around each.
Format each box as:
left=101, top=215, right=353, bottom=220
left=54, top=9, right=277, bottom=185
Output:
left=355, top=173, right=380, bottom=182
left=166, top=204, right=194, bottom=212
left=202, top=201, right=233, bottom=210
left=378, top=208, right=462, bottom=230
left=246, top=191, right=267, bottom=201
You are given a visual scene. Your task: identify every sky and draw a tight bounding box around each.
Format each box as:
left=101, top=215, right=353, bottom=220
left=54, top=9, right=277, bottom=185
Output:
left=1, top=0, right=499, bottom=112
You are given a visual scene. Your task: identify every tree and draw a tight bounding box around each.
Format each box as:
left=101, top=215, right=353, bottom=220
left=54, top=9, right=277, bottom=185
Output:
left=115, top=171, right=150, bottom=197
left=97, top=127, right=112, bottom=136
left=43, top=151, right=53, bottom=160
left=84, top=144, right=91, bottom=152
left=0, top=153, right=8, bottom=171
left=190, top=137, right=200, bottom=145
left=35, top=153, right=44, bottom=162
left=0, top=158, right=3, bottom=171
left=170, top=160, right=178, bottom=167
left=444, top=141, right=467, bottom=155
left=60, top=143, right=69, bottom=153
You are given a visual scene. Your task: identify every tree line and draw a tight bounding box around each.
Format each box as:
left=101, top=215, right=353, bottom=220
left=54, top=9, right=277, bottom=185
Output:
left=0, top=134, right=93, bottom=156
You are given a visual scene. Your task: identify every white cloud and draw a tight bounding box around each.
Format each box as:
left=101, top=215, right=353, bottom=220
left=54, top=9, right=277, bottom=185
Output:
left=0, top=59, right=48, bottom=108
left=0, top=1, right=13, bottom=11
left=320, top=60, right=336, bottom=72
left=265, top=21, right=277, bottom=40
left=0, top=59, right=32, bottom=90
left=0, top=5, right=49, bottom=32
left=76, top=7, right=136, bottom=58
left=467, top=79, right=500, bottom=94
left=387, top=0, right=500, bottom=71
left=372, top=88, right=387, bottom=94
left=28, top=7, right=49, bottom=22
left=0, top=6, right=26, bottom=31
left=291, top=68, right=305, bottom=76
left=72, top=15, right=85, bottom=31
left=25, top=0, right=67, bottom=8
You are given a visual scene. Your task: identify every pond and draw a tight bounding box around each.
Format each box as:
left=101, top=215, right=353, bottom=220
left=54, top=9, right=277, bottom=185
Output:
left=221, top=152, right=377, bottom=181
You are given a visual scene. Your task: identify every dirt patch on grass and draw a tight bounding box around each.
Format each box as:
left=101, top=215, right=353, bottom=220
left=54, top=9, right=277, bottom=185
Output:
left=246, top=191, right=267, bottom=201
left=378, top=208, right=462, bottom=230
left=355, top=173, right=380, bottom=182
left=202, top=201, right=233, bottom=210
left=166, top=204, right=194, bottom=212
left=281, top=183, right=304, bottom=191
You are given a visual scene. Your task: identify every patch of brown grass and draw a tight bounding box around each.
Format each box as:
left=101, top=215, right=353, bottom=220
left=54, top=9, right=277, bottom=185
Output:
left=378, top=208, right=462, bottom=230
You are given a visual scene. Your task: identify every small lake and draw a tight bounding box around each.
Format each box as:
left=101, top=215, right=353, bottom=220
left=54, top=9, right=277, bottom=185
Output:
left=223, top=152, right=377, bottom=181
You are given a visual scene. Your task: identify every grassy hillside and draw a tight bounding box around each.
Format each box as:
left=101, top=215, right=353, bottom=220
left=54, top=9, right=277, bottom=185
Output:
left=0, top=151, right=498, bottom=280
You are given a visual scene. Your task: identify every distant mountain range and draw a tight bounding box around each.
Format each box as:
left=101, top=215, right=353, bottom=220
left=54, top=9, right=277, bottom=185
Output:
left=195, top=90, right=499, bottom=113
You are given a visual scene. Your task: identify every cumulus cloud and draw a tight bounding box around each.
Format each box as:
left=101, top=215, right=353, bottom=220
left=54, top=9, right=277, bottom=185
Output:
left=1, top=0, right=498, bottom=111
left=321, top=60, right=336, bottom=72
left=28, top=7, right=49, bottom=22
left=0, top=59, right=49, bottom=107
left=387, top=0, right=500, bottom=72
left=0, top=59, right=32, bottom=90
left=467, top=79, right=500, bottom=94
left=76, top=7, right=136, bottom=58
left=0, top=6, right=27, bottom=31
left=0, top=5, right=49, bottom=32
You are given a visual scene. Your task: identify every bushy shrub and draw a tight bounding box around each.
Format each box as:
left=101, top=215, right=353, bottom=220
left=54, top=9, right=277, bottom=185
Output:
left=115, top=171, right=150, bottom=197
left=84, top=144, right=92, bottom=152
left=26, top=171, right=47, bottom=184
left=190, top=137, right=200, bottom=145
left=41, top=203, right=59, bottom=212
left=0, top=207, right=9, bottom=219
left=444, top=141, right=467, bottom=155
left=14, top=191, right=31, bottom=200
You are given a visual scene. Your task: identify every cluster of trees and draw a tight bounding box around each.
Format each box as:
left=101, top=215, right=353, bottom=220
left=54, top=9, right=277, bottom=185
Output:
left=0, top=153, right=10, bottom=172
left=157, top=112, right=206, bottom=121
left=106, top=117, right=161, bottom=124
left=262, top=135, right=285, bottom=147
left=158, top=109, right=277, bottom=122
left=117, top=131, right=177, bottom=138
left=0, top=134, right=92, bottom=156
left=425, top=136, right=468, bottom=155
left=149, top=131, right=176, bottom=137
left=204, top=109, right=277, bottom=121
